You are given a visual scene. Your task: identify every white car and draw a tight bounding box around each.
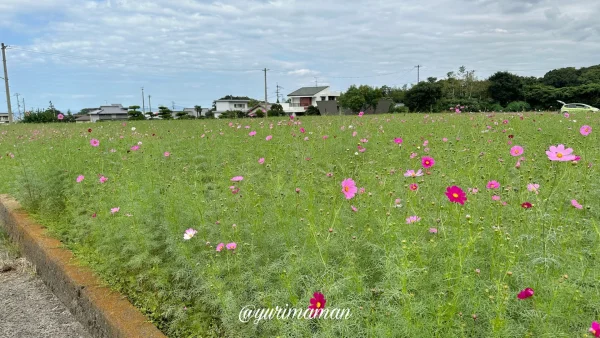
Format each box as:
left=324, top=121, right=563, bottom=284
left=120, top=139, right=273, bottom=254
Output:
left=557, top=101, right=599, bottom=113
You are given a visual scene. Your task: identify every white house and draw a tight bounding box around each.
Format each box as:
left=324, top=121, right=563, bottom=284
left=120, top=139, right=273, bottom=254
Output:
left=0, top=113, right=9, bottom=124
left=215, top=97, right=251, bottom=115
left=87, top=104, right=129, bottom=122
left=286, top=86, right=340, bottom=114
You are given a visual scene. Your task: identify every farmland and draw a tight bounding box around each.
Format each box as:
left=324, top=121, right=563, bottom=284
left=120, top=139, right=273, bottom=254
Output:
left=0, top=112, right=598, bottom=337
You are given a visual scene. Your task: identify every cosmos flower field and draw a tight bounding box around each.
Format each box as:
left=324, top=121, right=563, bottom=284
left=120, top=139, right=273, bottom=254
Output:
left=0, top=112, right=599, bottom=337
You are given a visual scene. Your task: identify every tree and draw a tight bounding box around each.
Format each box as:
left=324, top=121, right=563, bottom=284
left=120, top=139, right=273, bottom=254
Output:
left=128, top=105, right=145, bottom=120
left=305, top=105, right=320, bottom=115
left=176, top=111, right=190, bottom=119
left=403, top=81, right=443, bottom=112
left=338, top=85, right=383, bottom=113
left=267, top=103, right=284, bottom=117
left=248, top=99, right=261, bottom=108
left=158, top=106, right=173, bottom=120
left=488, top=71, right=524, bottom=106
left=194, top=105, right=203, bottom=117
left=542, top=67, right=580, bottom=88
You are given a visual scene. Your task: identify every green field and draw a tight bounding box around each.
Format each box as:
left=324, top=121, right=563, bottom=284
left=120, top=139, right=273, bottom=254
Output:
left=0, top=112, right=598, bottom=337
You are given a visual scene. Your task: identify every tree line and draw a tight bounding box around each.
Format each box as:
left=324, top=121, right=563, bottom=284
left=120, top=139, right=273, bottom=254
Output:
left=338, top=65, right=600, bottom=113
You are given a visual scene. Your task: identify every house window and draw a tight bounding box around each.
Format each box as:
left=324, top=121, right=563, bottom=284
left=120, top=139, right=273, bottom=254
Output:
left=320, top=96, right=326, bottom=101
left=329, top=96, right=337, bottom=101
left=234, top=103, right=245, bottom=108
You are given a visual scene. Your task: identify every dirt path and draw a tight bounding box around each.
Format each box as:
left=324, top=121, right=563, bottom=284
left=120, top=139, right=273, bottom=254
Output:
left=0, top=232, right=92, bottom=338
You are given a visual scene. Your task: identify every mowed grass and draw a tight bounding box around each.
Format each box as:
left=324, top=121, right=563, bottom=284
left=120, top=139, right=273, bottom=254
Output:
left=0, top=112, right=599, bottom=337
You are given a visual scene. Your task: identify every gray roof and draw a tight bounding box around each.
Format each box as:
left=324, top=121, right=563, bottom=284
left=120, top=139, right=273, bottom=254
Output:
left=89, top=104, right=128, bottom=115
left=288, top=86, right=329, bottom=97
left=75, top=115, right=90, bottom=121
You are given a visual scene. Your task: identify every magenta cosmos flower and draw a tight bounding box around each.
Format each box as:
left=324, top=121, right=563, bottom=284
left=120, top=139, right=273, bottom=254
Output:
left=546, top=144, right=577, bottom=161
left=90, top=139, right=100, bottom=147
left=510, top=145, right=524, bottom=157
left=231, top=176, right=244, bottom=182
left=421, top=156, right=435, bottom=168
left=99, top=176, right=108, bottom=183
left=409, top=183, right=418, bottom=191
left=76, top=175, right=85, bottom=183
left=580, top=125, right=592, bottom=136
left=258, top=158, right=265, bottom=164
left=394, top=137, right=403, bottom=144
left=486, top=180, right=500, bottom=189
left=341, top=178, right=358, bottom=199
left=445, top=186, right=467, bottom=205
left=226, top=242, right=237, bottom=250
left=517, top=288, right=534, bottom=299
left=590, top=322, right=600, bottom=337
left=216, top=243, right=225, bottom=252
left=308, top=292, right=326, bottom=318
left=249, top=131, right=257, bottom=136
left=183, top=228, right=197, bottom=240
left=571, top=199, right=583, bottom=209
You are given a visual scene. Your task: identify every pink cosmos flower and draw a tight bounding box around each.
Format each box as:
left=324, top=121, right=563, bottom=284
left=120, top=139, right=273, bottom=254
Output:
left=300, top=127, right=305, bottom=133
left=409, top=183, right=418, bottom=191
left=590, top=322, right=600, bottom=337
left=527, top=183, right=539, bottom=194
left=99, top=176, right=108, bottom=183
left=90, top=139, right=100, bottom=147
left=231, top=176, right=244, bottom=182
left=295, top=188, right=301, bottom=193
left=492, top=195, right=501, bottom=201
left=571, top=199, right=583, bottom=209
left=216, top=243, right=225, bottom=252
left=517, top=288, right=534, bottom=300
left=394, top=198, right=402, bottom=205
left=359, top=187, right=366, bottom=194
left=183, top=228, right=197, bottom=240
left=410, top=152, right=417, bottom=159
left=111, top=207, right=120, bottom=214
left=249, top=131, right=257, bottom=136
left=486, top=181, right=500, bottom=189
left=266, top=135, right=272, bottom=141
left=360, top=138, right=368, bottom=143
left=357, top=145, right=366, bottom=153
left=164, top=152, right=170, bottom=157
left=226, top=242, right=237, bottom=250
left=546, top=144, right=577, bottom=161
left=326, top=172, right=333, bottom=177
left=130, top=145, right=140, bottom=151
left=322, top=135, right=329, bottom=140
left=468, top=188, right=479, bottom=194
left=351, top=205, right=358, bottom=212
left=76, top=175, right=85, bottom=183
left=442, top=137, right=448, bottom=142
left=421, top=156, right=435, bottom=168
left=341, top=178, right=358, bottom=199
left=406, top=215, right=421, bottom=224
left=358, top=111, right=364, bottom=117
left=352, top=131, right=358, bottom=137
left=510, top=145, right=524, bottom=157
left=394, top=137, right=403, bottom=144
left=258, top=158, right=265, bottom=164
left=429, top=228, right=438, bottom=234
left=423, top=140, right=429, bottom=146
left=580, top=125, right=592, bottom=136
left=57, top=113, right=64, bottom=120
left=304, top=137, right=309, bottom=141
left=563, top=112, right=570, bottom=118
left=404, top=169, right=423, bottom=177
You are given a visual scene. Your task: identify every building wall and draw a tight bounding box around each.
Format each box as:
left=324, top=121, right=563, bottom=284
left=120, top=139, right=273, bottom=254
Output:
left=216, top=101, right=249, bottom=112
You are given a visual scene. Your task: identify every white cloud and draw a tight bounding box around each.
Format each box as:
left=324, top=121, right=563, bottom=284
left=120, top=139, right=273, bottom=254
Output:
left=2, top=0, right=599, bottom=110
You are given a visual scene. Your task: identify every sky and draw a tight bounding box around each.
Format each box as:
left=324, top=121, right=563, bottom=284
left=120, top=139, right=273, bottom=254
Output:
left=1, top=0, right=599, bottom=114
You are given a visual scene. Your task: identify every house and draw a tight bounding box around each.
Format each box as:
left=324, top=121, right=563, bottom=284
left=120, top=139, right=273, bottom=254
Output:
left=214, top=96, right=253, bottom=117
left=86, top=104, right=129, bottom=122
left=0, top=113, right=9, bottom=124
left=182, top=107, right=210, bottom=118
left=75, top=115, right=91, bottom=123
left=286, top=86, right=340, bottom=114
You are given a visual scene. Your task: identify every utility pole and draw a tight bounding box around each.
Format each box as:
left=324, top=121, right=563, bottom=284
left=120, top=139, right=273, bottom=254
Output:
left=263, top=68, right=269, bottom=117
left=141, top=87, right=145, bottom=113
left=172, top=101, right=175, bottom=110
left=14, top=93, right=20, bottom=116
left=1, top=43, right=13, bottom=123
left=22, top=97, right=25, bottom=117
left=148, top=95, right=151, bottom=113
left=314, top=77, right=318, bottom=87
left=416, top=65, right=421, bottom=83
left=275, top=83, right=281, bottom=103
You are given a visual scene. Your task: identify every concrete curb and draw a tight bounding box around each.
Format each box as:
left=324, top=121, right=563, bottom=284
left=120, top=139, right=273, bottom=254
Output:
left=0, top=195, right=167, bottom=338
